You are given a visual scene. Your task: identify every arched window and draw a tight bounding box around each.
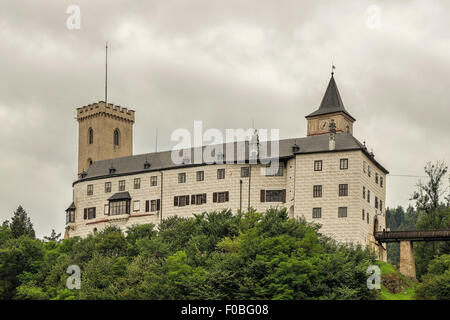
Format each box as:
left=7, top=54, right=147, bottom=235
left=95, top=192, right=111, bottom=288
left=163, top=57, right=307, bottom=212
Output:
left=88, top=128, right=94, bottom=144
left=114, top=129, right=120, bottom=146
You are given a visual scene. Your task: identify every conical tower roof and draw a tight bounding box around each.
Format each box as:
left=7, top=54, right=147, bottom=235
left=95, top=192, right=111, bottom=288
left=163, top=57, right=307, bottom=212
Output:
left=306, top=75, right=355, bottom=121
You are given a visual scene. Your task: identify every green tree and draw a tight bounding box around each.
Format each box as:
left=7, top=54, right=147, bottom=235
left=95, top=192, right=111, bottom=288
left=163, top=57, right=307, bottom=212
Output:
left=411, top=161, right=450, bottom=278
left=415, top=254, right=450, bottom=300
left=9, top=206, right=35, bottom=239
left=44, top=229, right=61, bottom=242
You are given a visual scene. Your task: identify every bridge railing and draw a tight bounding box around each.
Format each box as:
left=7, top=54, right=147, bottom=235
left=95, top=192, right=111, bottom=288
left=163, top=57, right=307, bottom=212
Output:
left=374, top=230, right=450, bottom=242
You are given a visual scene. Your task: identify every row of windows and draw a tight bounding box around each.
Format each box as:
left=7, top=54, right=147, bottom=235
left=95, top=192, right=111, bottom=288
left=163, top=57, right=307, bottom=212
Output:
left=87, top=166, right=285, bottom=195
left=174, top=192, right=230, bottom=206
left=362, top=186, right=383, bottom=213
left=312, top=207, right=348, bottom=218
left=313, top=158, right=348, bottom=171
left=312, top=184, right=348, bottom=197
left=82, top=198, right=162, bottom=221
left=88, top=128, right=120, bottom=146
left=363, top=161, right=384, bottom=187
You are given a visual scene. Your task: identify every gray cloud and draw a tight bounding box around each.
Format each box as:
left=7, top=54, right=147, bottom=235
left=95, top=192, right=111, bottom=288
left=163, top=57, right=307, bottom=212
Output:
left=0, top=0, right=449, bottom=237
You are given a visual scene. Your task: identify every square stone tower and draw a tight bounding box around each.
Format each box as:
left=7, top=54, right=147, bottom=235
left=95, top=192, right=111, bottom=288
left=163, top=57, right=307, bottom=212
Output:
left=76, top=101, right=135, bottom=175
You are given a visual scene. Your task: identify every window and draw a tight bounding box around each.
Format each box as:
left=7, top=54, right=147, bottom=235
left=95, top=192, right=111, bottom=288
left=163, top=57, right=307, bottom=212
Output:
left=134, top=178, right=141, bottom=189
left=118, top=180, right=125, bottom=191
left=375, top=196, right=378, bottom=209
left=368, top=165, right=371, bottom=177
left=338, top=207, right=347, bottom=218
left=213, top=192, right=229, bottom=203
left=133, top=200, right=140, bottom=212
left=314, top=160, right=322, bottom=171
left=191, top=194, right=207, bottom=205
left=66, top=211, right=75, bottom=224
left=174, top=195, right=189, bottom=207
left=266, top=165, right=283, bottom=176
left=114, top=129, right=120, bottom=146
left=104, top=204, right=109, bottom=215
left=362, top=209, right=365, bottom=220
left=340, top=158, right=348, bottom=170
left=375, top=173, right=379, bottom=184
left=367, top=190, right=371, bottom=203
left=110, top=200, right=130, bottom=215
left=178, top=173, right=186, bottom=184
left=367, top=212, right=370, bottom=224
left=105, top=182, right=111, bottom=193
left=88, top=128, right=93, bottom=144
left=83, top=207, right=96, bottom=220
left=241, top=167, right=250, bottom=178
left=266, top=190, right=284, bottom=202
left=313, top=185, right=322, bottom=198
left=196, top=171, right=204, bottom=182
left=217, top=169, right=225, bottom=179
left=363, top=161, right=367, bottom=173
left=87, top=184, right=93, bottom=196
left=363, top=186, right=366, bottom=199
left=150, top=176, right=158, bottom=186
left=150, top=199, right=160, bottom=212
left=380, top=200, right=383, bottom=213
left=339, top=184, right=348, bottom=196
left=312, top=208, right=322, bottom=219
left=380, top=177, right=384, bottom=188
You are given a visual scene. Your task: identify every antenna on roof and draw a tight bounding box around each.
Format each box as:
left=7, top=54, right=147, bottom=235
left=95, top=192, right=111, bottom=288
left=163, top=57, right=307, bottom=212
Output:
left=105, top=41, right=108, bottom=105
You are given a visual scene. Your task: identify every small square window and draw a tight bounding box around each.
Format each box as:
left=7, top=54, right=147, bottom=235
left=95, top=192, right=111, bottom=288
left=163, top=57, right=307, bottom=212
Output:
left=339, top=184, right=348, bottom=196
left=151, top=200, right=157, bottom=212
left=150, top=176, right=158, bottom=186
left=340, top=158, right=348, bottom=170
left=133, top=200, right=140, bottom=212
left=178, top=173, right=186, bottom=184
left=241, top=167, right=250, bottom=178
left=217, top=169, right=225, bottom=179
left=338, top=207, right=347, bottom=218
left=196, top=171, right=204, bottom=182
left=312, top=207, right=322, bottom=218
left=87, top=184, right=93, bottom=196
left=118, top=180, right=125, bottom=191
left=314, top=160, right=323, bottom=171
left=134, top=178, right=141, bottom=189
left=313, top=185, right=322, bottom=198
left=105, top=182, right=111, bottom=193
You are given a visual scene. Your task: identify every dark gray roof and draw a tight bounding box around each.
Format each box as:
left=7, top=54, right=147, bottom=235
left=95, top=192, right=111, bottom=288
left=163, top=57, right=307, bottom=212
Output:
left=65, top=202, right=76, bottom=212
left=108, top=192, right=131, bottom=201
left=306, top=75, right=355, bottom=121
left=74, top=133, right=388, bottom=185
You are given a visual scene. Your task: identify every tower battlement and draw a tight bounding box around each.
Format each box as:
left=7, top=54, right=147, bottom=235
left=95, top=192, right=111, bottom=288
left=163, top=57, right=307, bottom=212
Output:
left=77, top=101, right=135, bottom=123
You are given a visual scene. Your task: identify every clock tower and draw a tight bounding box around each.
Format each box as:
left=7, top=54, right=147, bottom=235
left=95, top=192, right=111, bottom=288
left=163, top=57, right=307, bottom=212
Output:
left=305, top=73, right=355, bottom=136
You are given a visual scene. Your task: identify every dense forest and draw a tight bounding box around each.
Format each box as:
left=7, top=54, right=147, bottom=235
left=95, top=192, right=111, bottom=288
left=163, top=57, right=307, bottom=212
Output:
left=0, top=161, right=448, bottom=300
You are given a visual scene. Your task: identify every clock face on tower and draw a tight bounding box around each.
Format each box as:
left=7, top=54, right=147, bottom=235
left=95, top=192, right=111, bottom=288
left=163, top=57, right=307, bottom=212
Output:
left=319, top=119, right=329, bottom=132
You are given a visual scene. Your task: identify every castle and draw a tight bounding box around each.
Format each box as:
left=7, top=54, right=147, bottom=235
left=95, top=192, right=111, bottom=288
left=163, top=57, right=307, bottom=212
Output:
left=65, top=73, right=388, bottom=259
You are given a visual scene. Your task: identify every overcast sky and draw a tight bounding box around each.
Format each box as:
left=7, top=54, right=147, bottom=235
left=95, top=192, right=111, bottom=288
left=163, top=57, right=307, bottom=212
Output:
left=1, top=0, right=449, bottom=238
